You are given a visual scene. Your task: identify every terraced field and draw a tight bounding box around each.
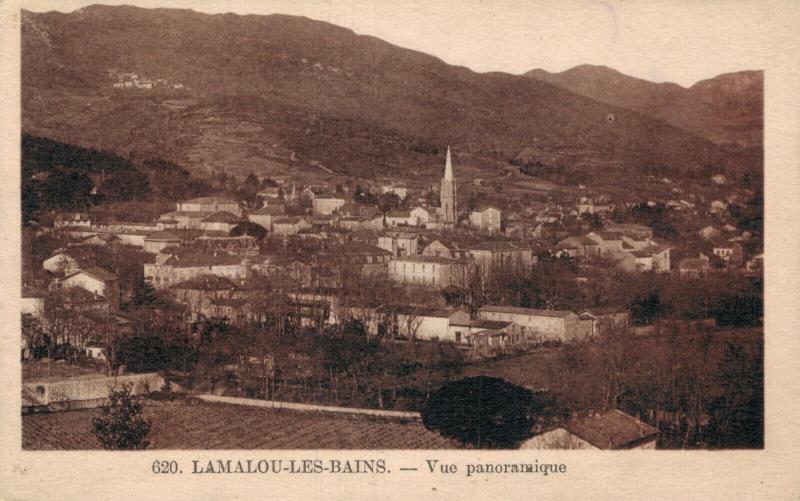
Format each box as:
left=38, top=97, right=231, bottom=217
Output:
left=23, top=400, right=461, bottom=450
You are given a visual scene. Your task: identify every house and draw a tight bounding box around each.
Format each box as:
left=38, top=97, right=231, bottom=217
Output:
left=467, top=241, right=534, bottom=275
left=447, top=318, right=513, bottom=345
left=712, top=241, right=736, bottom=262
left=53, top=213, right=92, bottom=230
left=388, top=256, right=472, bottom=288
left=711, top=174, right=727, bottom=185
left=157, top=211, right=207, bottom=230
left=247, top=205, right=285, bottom=231
left=577, top=309, right=629, bottom=339
left=258, top=186, right=282, bottom=200
left=615, top=244, right=670, bottom=273
left=338, top=215, right=383, bottom=232
left=385, top=210, right=413, bottom=227
left=477, top=305, right=593, bottom=344
left=171, top=274, right=237, bottom=315
left=144, top=253, right=249, bottom=289
left=520, top=410, right=658, bottom=449
left=201, top=211, right=242, bottom=233
left=410, top=207, right=431, bottom=226
left=621, top=235, right=653, bottom=251
left=678, top=257, right=711, bottom=278
left=196, top=234, right=259, bottom=255
left=558, top=236, right=600, bottom=261
left=378, top=232, right=419, bottom=257
left=576, top=197, right=613, bottom=216
left=80, top=233, right=122, bottom=247
left=587, top=231, right=626, bottom=257
left=468, top=206, right=502, bottom=234
left=43, top=250, right=80, bottom=275
left=21, top=285, right=47, bottom=319
left=422, top=239, right=471, bottom=259
left=603, top=222, right=653, bottom=240
left=710, top=200, right=728, bottom=214
left=698, top=225, right=722, bottom=240
left=272, top=217, right=311, bottom=237
left=57, top=267, right=119, bottom=309
left=326, top=242, right=393, bottom=269
left=143, top=232, right=182, bottom=254
left=312, top=196, right=347, bottom=215
left=338, top=202, right=379, bottom=219
left=177, top=197, right=242, bottom=217
left=373, top=304, right=470, bottom=341
left=380, top=184, right=408, bottom=199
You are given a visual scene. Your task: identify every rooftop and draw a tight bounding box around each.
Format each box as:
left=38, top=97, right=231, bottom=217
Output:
left=376, top=304, right=465, bottom=318
left=181, top=196, right=239, bottom=205
left=145, top=231, right=182, bottom=242
left=392, top=255, right=461, bottom=264
left=163, top=253, right=242, bottom=268
left=22, top=399, right=460, bottom=449
left=469, top=241, right=526, bottom=252
left=203, top=211, right=242, bottom=223
left=65, top=267, right=117, bottom=283
left=479, top=305, right=575, bottom=318
left=564, top=410, right=658, bottom=449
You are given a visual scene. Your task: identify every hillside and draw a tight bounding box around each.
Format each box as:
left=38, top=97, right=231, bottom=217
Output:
left=22, top=5, right=755, bottom=185
left=525, top=65, right=763, bottom=151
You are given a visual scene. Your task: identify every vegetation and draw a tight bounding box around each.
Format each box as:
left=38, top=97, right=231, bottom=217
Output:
left=22, top=134, right=211, bottom=222
left=422, top=376, right=562, bottom=448
left=91, top=383, right=151, bottom=450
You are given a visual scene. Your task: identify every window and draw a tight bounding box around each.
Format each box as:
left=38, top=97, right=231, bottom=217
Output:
left=455, top=332, right=462, bottom=343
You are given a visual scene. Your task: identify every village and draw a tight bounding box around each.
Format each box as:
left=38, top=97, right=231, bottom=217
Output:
left=21, top=144, right=763, bottom=450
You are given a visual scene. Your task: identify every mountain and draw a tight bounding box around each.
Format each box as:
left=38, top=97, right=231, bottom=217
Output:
left=525, top=65, right=763, bottom=151
left=22, top=5, right=756, bottom=186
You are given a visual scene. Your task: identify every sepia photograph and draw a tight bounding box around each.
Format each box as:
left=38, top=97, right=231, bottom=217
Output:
left=15, top=0, right=769, bottom=456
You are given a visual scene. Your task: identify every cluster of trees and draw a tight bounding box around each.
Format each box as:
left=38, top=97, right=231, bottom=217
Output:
left=441, top=256, right=762, bottom=328
left=22, top=134, right=212, bottom=222
left=422, top=376, right=565, bottom=448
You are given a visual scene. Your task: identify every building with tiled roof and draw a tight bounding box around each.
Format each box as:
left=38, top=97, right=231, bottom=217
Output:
left=144, top=252, right=249, bottom=289
left=477, top=305, right=592, bottom=343
left=467, top=240, right=534, bottom=274
left=388, top=255, right=472, bottom=289
left=374, top=304, right=470, bottom=342
left=520, top=410, right=658, bottom=450
left=177, top=197, right=241, bottom=217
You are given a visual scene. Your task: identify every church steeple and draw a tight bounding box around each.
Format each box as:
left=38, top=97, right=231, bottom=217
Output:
left=440, top=146, right=457, bottom=224
left=444, top=145, right=453, bottom=180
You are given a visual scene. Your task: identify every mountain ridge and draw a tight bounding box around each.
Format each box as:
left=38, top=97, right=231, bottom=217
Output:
left=22, top=6, right=759, bottom=185
left=525, top=64, right=763, bottom=151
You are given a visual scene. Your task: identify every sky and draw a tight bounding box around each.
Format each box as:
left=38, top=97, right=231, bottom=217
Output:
left=21, top=0, right=772, bottom=87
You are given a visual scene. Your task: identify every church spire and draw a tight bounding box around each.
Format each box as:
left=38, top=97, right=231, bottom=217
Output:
left=440, top=145, right=457, bottom=224
left=444, top=145, right=453, bottom=180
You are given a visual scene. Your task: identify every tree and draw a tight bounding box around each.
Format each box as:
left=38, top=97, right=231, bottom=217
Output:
left=421, top=376, right=558, bottom=448
left=91, top=383, right=151, bottom=450
left=118, top=335, right=167, bottom=373
left=229, top=221, right=267, bottom=240
left=129, top=277, right=158, bottom=309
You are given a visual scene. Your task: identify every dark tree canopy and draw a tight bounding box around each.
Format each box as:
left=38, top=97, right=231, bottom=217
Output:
left=421, top=376, right=560, bottom=448
left=118, top=335, right=167, bottom=373
left=229, top=221, right=267, bottom=240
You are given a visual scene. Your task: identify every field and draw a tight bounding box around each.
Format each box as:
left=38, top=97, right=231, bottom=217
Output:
left=22, top=399, right=461, bottom=450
